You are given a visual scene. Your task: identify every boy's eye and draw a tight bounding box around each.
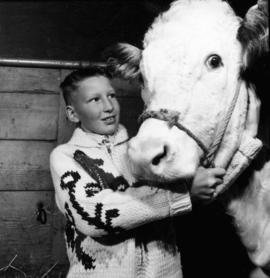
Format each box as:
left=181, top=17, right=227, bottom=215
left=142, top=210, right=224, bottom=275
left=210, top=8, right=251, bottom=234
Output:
left=88, top=97, right=99, bottom=103
left=108, top=93, right=116, bottom=99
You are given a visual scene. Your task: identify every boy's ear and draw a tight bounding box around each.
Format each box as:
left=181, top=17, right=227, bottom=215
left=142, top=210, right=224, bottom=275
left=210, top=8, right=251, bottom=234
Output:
left=66, top=105, right=80, bottom=123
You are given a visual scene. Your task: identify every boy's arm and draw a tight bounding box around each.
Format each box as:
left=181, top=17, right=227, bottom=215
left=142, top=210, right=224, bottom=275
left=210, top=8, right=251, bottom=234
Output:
left=50, top=148, right=191, bottom=238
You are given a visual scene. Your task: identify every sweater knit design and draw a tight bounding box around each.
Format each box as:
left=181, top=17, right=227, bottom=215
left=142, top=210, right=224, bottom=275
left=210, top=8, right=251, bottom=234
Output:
left=65, top=203, right=96, bottom=270
left=74, top=149, right=129, bottom=192
left=50, top=125, right=192, bottom=278
left=60, top=169, right=124, bottom=235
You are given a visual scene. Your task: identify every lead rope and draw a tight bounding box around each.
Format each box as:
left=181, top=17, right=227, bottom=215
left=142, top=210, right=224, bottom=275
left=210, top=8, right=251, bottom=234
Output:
left=138, top=109, right=209, bottom=154
left=204, top=80, right=242, bottom=167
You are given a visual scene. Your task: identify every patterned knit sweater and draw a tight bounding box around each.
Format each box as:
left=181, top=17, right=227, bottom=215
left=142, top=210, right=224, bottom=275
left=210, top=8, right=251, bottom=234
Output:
left=50, top=125, right=192, bottom=278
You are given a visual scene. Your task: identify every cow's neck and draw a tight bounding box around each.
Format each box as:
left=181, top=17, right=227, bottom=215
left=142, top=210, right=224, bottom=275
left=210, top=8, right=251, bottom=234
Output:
left=224, top=146, right=270, bottom=266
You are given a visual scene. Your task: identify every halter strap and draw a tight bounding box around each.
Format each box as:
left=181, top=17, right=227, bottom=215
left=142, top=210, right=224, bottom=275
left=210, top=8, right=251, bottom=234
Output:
left=205, top=80, right=242, bottom=164
left=138, top=80, right=242, bottom=167
left=138, top=109, right=209, bottom=155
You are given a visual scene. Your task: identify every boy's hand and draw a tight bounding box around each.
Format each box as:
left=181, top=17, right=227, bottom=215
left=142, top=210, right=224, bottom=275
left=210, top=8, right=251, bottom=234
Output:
left=190, top=167, right=226, bottom=203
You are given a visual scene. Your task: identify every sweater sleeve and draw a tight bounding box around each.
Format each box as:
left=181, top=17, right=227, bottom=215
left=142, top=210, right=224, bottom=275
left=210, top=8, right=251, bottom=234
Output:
left=215, top=135, right=262, bottom=195
left=50, top=147, right=191, bottom=238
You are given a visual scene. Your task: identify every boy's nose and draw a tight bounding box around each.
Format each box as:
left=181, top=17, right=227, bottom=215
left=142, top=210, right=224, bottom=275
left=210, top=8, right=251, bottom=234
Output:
left=103, top=98, right=113, bottom=112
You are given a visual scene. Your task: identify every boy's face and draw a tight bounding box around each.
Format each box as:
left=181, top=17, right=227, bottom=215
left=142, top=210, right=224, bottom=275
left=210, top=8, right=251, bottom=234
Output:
left=68, top=76, right=120, bottom=135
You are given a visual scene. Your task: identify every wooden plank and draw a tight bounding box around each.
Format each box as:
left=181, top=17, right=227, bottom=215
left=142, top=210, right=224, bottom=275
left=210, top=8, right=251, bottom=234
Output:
left=0, top=141, right=55, bottom=190
left=0, top=92, right=59, bottom=140
left=0, top=169, right=53, bottom=191
left=0, top=67, right=60, bottom=92
left=0, top=191, right=68, bottom=275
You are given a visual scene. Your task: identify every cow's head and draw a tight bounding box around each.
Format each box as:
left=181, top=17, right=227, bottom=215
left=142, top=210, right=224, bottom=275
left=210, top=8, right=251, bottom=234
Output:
left=106, top=0, right=268, bottom=182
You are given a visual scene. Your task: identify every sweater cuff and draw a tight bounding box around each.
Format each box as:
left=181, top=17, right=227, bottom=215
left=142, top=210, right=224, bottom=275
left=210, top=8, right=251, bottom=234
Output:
left=239, top=135, right=263, bottom=160
left=215, top=136, right=262, bottom=196
left=167, top=190, right=192, bottom=216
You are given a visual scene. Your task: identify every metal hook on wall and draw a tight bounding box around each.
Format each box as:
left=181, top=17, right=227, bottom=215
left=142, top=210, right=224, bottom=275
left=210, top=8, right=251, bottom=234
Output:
left=36, top=201, right=47, bottom=225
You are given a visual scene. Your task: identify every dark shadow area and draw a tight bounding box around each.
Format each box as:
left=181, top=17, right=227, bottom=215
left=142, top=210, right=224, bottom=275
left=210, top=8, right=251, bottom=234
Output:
left=174, top=201, right=255, bottom=278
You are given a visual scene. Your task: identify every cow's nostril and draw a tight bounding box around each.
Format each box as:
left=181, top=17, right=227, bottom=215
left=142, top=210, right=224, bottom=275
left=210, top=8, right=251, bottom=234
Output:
left=152, top=146, right=168, bottom=166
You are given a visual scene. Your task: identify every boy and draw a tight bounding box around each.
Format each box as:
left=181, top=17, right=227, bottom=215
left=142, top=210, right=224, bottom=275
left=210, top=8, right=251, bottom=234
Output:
left=50, top=66, right=225, bottom=278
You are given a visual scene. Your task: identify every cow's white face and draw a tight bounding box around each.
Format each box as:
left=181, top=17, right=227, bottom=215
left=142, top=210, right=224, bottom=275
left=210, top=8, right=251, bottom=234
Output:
left=128, top=0, right=248, bottom=181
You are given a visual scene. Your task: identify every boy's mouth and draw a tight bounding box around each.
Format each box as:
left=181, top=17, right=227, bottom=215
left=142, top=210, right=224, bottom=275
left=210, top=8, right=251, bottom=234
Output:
left=102, top=115, right=116, bottom=124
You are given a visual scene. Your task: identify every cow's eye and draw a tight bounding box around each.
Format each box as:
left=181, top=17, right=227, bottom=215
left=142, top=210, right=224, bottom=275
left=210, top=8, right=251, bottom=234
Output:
left=206, top=55, right=223, bottom=69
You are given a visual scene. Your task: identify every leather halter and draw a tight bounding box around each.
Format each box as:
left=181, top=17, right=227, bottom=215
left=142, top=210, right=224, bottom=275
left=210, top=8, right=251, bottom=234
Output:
left=138, top=80, right=242, bottom=167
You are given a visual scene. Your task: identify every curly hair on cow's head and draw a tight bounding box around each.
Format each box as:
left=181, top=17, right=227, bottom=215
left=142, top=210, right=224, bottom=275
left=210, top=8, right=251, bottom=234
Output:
left=238, top=0, right=269, bottom=144
left=102, top=43, right=142, bottom=80
left=237, top=0, right=269, bottom=93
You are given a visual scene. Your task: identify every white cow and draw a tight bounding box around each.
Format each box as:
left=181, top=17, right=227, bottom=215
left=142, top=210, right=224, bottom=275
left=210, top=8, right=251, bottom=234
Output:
left=106, top=0, right=269, bottom=276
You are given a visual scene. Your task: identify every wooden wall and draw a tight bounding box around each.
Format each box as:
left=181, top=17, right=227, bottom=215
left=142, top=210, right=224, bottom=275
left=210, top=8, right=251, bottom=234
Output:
left=0, top=67, right=143, bottom=277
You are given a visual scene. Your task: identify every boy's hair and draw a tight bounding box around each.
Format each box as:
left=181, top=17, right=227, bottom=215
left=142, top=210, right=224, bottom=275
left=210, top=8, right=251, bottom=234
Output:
left=60, top=66, right=113, bottom=105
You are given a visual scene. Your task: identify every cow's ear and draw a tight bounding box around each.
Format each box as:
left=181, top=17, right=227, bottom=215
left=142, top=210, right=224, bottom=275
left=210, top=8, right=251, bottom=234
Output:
left=238, top=0, right=269, bottom=86
left=103, top=43, right=142, bottom=80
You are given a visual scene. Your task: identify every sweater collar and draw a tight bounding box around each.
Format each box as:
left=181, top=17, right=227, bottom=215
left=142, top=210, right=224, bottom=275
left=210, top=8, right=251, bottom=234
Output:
left=68, top=124, right=129, bottom=148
